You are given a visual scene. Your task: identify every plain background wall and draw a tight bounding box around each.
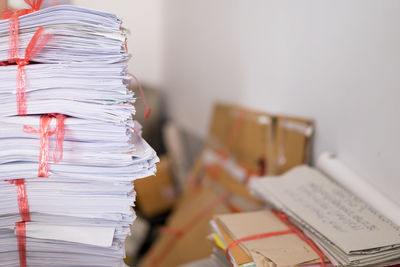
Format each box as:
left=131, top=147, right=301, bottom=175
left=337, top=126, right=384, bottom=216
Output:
left=72, top=0, right=164, bottom=88
left=162, top=0, right=400, bottom=206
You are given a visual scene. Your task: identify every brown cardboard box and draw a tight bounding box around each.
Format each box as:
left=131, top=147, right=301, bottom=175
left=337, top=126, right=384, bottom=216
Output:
left=208, top=103, right=274, bottom=176
left=134, top=156, right=177, bottom=217
left=138, top=185, right=230, bottom=267
left=140, top=103, right=314, bottom=266
left=208, top=103, right=314, bottom=176
left=271, top=115, right=314, bottom=174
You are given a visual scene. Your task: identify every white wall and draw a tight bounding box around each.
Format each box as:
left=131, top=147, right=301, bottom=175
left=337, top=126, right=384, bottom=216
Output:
left=72, top=0, right=164, bottom=88
left=163, top=1, right=400, bottom=206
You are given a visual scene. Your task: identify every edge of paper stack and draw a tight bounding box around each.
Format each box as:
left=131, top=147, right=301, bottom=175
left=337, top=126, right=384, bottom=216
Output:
left=0, top=4, right=158, bottom=267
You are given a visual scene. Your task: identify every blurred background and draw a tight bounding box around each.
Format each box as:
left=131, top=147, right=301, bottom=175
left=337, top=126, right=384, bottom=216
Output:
left=9, top=0, right=400, bottom=266
left=54, top=0, right=400, bottom=211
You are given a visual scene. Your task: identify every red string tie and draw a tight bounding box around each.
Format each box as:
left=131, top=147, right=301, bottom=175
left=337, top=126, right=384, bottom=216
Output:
left=2, top=0, right=44, bottom=61
left=6, top=178, right=31, bottom=267
left=23, top=114, right=66, bottom=177
left=8, top=179, right=31, bottom=222
left=224, top=210, right=327, bottom=267
left=7, top=179, right=30, bottom=266
left=15, top=221, right=28, bottom=267
left=159, top=227, right=184, bottom=237
left=1, top=2, right=50, bottom=115
left=16, top=27, right=52, bottom=115
left=1, top=0, right=43, bottom=20
left=128, top=73, right=152, bottom=118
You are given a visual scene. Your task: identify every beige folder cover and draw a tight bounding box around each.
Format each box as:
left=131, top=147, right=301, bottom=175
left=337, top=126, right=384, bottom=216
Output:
left=217, top=210, right=320, bottom=267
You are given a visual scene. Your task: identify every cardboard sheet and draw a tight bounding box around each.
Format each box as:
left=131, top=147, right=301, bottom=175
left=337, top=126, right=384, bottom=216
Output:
left=217, top=210, right=320, bottom=267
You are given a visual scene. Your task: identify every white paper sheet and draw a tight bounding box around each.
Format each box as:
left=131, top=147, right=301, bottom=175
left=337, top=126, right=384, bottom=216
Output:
left=317, top=152, right=400, bottom=227
left=23, top=223, right=115, bottom=247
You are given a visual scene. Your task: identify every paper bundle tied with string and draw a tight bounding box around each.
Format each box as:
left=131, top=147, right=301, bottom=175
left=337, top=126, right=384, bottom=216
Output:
left=210, top=210, right=327, bottom=267
left=0, top=2, right=158, bottom=267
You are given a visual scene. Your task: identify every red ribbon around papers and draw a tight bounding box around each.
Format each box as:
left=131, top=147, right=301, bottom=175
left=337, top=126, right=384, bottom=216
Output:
left=9, top=179, right=31, bottom=222
left=16, top=27, right=52, bottom=115
left=2, top=0, right=44, bottom=61
left=273, top=211, right=327, bottom=267
left=15, top=222, right=28, bottom=267
left=23, top=114, right=66, bottom=177
left=7, top=179, right=30, bottom=267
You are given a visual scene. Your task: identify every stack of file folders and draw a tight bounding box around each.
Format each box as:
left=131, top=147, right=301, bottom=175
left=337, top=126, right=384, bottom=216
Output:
left=0, top=4, right=158, bottom=267
left=249, top=164, right=400, bottom=267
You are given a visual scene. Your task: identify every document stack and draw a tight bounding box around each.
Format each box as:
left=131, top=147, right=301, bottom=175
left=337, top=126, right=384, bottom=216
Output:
left=250, top=156, right=400, bottom=267
left=0, top=4, right=158, bottom=267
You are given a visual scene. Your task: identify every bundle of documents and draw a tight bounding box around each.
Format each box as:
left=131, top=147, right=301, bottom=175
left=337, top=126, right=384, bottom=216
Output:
left=0, top=5, right=128, bottom=64
left=210, top=211, right=330, bottom=267
left=0, top=4, right=158, bottom=267
left=0, top=63, right=133, bottom=122
left=250, top=161, right=400, bottom=267
left=0, top=117, right=156, bottom=181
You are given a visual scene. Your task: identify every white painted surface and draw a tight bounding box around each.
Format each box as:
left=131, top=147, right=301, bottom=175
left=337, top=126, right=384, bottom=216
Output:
left=72, top=0, right=163, bottom=88
left=162, top=1, right=400, bottom=206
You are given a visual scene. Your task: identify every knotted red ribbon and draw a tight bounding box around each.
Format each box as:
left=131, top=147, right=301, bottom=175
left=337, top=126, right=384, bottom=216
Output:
left=23, top=114, right=66, bottom=177
left=16, top=27, right=52, bottom=115
left=15, top=222, right=28, bottom=267
left=225, top=210, right=327, bottom=267
left=2, top=0, right=44, bottom=62
left=2, top=1, right=51, bottom=115
left=1, top=0, right=43, bottom=20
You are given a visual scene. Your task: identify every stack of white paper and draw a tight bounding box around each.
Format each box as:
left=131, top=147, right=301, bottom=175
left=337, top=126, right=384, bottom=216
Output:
left=0, top=5, right=128, bottom=64
left=250, top=166, right=400, bottom=267
left=0, top=4, right=158, bottom=267
left=0, top=63, right=134, bottom=122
